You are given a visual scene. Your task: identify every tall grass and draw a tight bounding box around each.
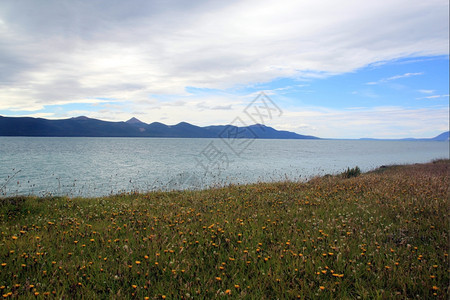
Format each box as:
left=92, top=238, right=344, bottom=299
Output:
left=0, top=160, right=448, bottom=299
left=341, top=166, right=361, bottom=178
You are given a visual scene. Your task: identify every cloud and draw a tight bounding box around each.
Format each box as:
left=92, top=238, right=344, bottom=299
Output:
left=385, top=72, right=424, bottom=81
left=196, top=103, right=233, bottom=110
left=366, top=72, right=424, bottom=85
left=0, top=0, right=448, bottom=113
left=275, top=105, right=449, bottom=139
left=6, top=112, right=56, bottom=119
left=418, top=89, right=435, bottom=94
left=417, top=94, right=449, bottom=100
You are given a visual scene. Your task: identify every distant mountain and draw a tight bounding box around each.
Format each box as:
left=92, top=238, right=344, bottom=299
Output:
left=359, top=131, right=450, bottom=141
left=430, top=131, right=449, bottom=141
left=204, top=124, right=318, bottom=139
left=0, top=116, right=319, bottom=139
left=398, top=131, right=449, bottom=141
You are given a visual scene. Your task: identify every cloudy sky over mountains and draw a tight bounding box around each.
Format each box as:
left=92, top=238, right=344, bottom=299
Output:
left=0, top=0, right=448, bottom=138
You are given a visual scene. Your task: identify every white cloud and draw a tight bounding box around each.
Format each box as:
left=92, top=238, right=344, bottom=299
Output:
left=0, top=0, right=448, bottom=113
left=417, top=94, right=450, bottom=99
left=385, top=72, right=424, bottom=81
left=6, top=112, right=56, bottom=119
left=273, top=105, right=449, bottom=139
left=366, top=72, right=424, bottom=85
left=0, top=1, right=448, bottom=139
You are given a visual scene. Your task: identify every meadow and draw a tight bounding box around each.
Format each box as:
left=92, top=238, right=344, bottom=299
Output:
left=0, top=160, right=448, bottom=299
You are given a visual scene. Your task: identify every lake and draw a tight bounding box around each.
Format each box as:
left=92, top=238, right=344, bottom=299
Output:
left=0, top=137, right=448, bottom=197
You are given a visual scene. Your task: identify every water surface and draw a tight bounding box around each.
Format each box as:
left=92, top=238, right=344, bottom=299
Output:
left=0, top=137, right=448, bottom=197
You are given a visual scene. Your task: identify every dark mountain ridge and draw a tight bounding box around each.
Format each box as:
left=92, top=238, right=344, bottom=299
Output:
left=0, top=115, right=319, bottom=139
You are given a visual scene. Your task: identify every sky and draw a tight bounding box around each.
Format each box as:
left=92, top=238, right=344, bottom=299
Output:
left=0, top=0, right=448, bottom=139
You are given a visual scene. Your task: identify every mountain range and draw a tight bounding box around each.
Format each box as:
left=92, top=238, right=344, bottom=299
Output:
left=359, top=131, right=449, bottom=141
left=0, top=115, right=319, bottom=139
left=1, top=115, right=448, bottom=140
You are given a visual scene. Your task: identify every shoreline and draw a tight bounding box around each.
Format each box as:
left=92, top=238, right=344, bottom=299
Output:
left=2, top=159, right=448, bottom=200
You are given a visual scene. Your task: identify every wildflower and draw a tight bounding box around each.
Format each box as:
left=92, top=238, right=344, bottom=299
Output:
left=319, top=286, right=325, bottom=290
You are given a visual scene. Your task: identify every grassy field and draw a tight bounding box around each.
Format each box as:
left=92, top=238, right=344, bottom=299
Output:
left=0, top=160, right=448, bottom=299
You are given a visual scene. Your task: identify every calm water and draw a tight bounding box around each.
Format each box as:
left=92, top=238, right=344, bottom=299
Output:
left=0, top=137, right=448, bottom=197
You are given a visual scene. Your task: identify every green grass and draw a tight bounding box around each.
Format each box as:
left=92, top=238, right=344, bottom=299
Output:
left=341, top=166, right=361, bottom=178
left=0, top=160, right=449, bottom=299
